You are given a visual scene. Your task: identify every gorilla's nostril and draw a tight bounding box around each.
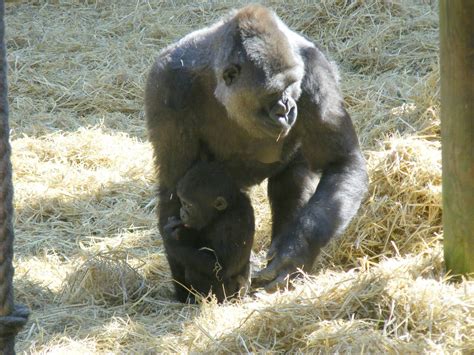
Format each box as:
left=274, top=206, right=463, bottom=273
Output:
left=287, top=106, right=297, bottom=125
left=274, top=100, right=288, bottom=117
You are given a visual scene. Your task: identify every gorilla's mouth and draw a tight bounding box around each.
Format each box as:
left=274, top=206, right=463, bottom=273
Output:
left=260, top=105, right=297, bottom=139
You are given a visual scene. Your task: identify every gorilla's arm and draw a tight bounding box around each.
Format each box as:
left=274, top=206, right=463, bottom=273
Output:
left=146, top=61, right=204, bottom=300
left=254, top=47, right=368, bottom=289
left=164, top=237, right=221, bottom=277
left=210, top=204, right=254, bottom=279
left=145, top=62, right=199, bottom=233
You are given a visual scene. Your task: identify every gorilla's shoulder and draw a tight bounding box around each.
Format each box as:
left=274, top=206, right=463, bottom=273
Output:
left=147, top=52, right=196, bottom=112
left=299, top=45, right=343, bottom=118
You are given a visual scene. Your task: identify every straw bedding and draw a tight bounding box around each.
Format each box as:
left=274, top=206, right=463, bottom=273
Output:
left=6, top=0, right=472, bottom=353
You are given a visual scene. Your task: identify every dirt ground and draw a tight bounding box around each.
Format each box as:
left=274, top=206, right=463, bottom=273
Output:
left=5, top=0, right=473, bottom=353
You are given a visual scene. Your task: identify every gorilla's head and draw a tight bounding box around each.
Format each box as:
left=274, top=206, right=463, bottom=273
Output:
left=213, top=5, right=304, bottom=140
left=176, top=162, right=237, bottom=230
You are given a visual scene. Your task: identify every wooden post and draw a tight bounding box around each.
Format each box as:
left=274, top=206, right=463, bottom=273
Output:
left=440, top=1, right=474, bottom=276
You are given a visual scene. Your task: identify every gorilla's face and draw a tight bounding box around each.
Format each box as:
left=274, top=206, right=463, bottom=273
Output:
left=177, top=189, right=228, bottom=231
left=214, top=58, right=303, bottom=140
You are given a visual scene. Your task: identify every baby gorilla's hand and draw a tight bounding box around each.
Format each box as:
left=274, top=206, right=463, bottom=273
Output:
left=163, top=216, right=184, bottom=241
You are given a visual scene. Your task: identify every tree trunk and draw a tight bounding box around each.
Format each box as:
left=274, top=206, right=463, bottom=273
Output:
left=440, top=1, right=474, bottom=276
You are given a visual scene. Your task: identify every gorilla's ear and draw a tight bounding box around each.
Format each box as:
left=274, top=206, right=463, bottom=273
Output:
left=213, top=196, right=228, bottom=211
left=223, top=64, right=241, bottom=86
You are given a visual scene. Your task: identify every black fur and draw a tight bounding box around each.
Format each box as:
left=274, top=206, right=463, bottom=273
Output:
left=162, top=162, right=254, bottom=303
left=146, top=4, right=368, bottom=295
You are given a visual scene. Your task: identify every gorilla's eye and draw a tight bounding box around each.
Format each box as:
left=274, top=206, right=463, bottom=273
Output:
left=223, top=64, right=241, bottom=86
left=181, top=200, right=192, bottom=210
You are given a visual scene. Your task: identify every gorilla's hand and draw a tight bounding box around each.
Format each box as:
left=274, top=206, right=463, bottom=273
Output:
left=163, top=216, right=184, bottom=242
left=252, top=229, right=316, bottom=291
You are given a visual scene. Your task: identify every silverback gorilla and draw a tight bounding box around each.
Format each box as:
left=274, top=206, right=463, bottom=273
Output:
left=163, top=161, right=254, bottom=302
left=145, top=4, right=368, bottom=298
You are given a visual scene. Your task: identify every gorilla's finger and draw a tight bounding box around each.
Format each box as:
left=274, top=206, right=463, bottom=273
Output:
left=264, top=272, right=291, bottom=293
left=266, top=244, right=278, bottom=261
left=167, top=216, right=180, bottom=223
left=252, top=270, right=276, bottom=287
left=252, top=258, right=284, bottom=287
left=266, top=251, right=277, bottom=262
left=166, top=218, right=183, bottom=229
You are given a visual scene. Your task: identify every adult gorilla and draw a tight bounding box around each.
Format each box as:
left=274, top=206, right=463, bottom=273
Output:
left=145, top=5, right=368, bottom=295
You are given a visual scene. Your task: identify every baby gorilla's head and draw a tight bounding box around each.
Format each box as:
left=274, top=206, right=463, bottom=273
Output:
left=176, top=162, right=237, bottom=230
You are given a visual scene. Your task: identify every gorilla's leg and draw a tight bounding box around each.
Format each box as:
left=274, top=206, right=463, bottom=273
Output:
left=158, top=188, right=191, bottom=302
left=165, top=256, right=190, bottom=303
left=267, top=155, right=318, bottom=240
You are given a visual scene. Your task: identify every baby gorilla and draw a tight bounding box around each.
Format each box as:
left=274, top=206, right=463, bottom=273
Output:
left=163, top=161, right=254, bottom=303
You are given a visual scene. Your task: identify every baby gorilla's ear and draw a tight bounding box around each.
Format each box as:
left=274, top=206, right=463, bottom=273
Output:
left=213, top=196, right=228, bottom=211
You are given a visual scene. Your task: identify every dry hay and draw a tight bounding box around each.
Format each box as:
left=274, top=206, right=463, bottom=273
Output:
left=61, top=252, right=147, bottom=306
left=5, top=0, right=473, bottom=353
left=318, top=134, right=442, bottom=270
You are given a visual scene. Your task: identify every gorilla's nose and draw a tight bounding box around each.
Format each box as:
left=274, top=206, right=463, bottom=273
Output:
left=269, top=96, right=297, bottom=132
